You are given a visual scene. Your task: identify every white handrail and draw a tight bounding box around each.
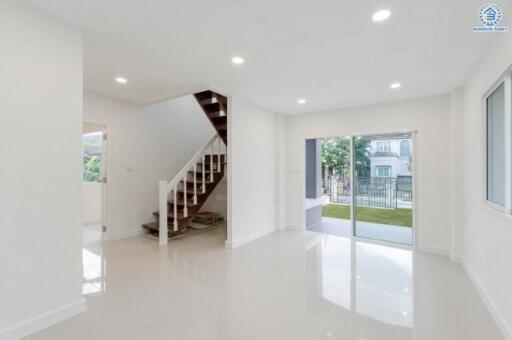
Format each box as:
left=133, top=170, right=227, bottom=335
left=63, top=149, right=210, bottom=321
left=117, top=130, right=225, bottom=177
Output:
left=167, top=134, right=218, bottom=192
left=158, top=134, right=224, bottom=245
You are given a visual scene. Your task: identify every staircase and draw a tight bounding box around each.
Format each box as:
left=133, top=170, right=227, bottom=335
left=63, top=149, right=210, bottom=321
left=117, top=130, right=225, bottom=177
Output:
left=194, top=90, right=227, bottom=144
left=142, top=90, right=227, bottom=243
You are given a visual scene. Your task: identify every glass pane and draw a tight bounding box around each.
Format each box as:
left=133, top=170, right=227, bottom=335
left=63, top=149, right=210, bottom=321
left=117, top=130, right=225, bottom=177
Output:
left=487, top=83, right=506, bottom=206
left=354, top=134, right=413, bottom=245
left=307, top=137, right=352, bottom=237
left=83, top=132, right=103, bottom=182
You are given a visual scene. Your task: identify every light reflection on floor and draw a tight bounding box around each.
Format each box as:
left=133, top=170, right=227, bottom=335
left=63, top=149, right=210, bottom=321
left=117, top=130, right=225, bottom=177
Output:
left=318, top=235, right=413, bottom=339
left=28, top=227, right=503, bottom=340
left=81, top=224, right=105, bottom=295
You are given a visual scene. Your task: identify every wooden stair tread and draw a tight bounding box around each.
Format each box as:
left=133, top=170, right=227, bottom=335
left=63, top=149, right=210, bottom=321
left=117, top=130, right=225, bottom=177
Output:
left=194, top=90, right=214, bottom=101
left=153, top=210, right=191, bottom=219
left=143, top=90, right=228, bottom=239
left=203, top=102, right=223, bottom=113
left=142, top=223, right=187, bottom=235
left=211, top=116, right=226, bottom=125
left=168, top=199, right=194, bottom=206
left=189, top=169, right=224, bottom=174
left=178, top=189, right=209, bottom=195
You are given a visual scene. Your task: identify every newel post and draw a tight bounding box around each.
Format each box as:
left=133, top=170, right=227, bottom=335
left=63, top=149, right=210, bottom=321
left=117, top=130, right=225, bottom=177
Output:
left=158, top=180, right=168, bottom=245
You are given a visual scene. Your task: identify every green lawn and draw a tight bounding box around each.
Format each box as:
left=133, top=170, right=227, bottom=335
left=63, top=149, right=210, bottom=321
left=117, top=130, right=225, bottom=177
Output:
left=322, top=204, right=412, bottom=228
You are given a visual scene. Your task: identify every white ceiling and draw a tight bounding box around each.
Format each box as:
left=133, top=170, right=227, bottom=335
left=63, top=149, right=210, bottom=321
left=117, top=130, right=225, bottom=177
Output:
left=27, top=0, right=508, bottom=114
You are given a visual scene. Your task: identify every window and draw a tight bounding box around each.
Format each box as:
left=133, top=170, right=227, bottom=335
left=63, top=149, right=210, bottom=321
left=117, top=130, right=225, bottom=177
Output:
left=487, top=83, right=506, bottom=206
left=400, top=140, right=411, bottom=157
left=376, top=166, right=391, bottom=177
left=376, top=141, right=391, bottom=152
left=485, top=75, right=511, bottom=213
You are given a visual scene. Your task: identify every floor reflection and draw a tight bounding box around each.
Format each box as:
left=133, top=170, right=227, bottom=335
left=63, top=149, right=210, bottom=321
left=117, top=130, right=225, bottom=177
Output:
left=81, top=224, right=105, bottom=295
left=317, top=235, right=413, bottom=339
left=30, top=228, right=502, bottom=340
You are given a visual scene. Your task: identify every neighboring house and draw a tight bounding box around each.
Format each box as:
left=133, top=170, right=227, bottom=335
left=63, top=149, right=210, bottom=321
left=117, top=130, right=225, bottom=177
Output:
left=369, top=139, right=412, bottom=178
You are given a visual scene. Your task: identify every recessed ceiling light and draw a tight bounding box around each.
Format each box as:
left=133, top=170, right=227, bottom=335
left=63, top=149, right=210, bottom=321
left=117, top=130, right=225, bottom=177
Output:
left=297, top=98, right=307, bottom=104
left=390, top=82, right=402, bottom=89
left=231, top=56, right=245, bottom=65
left=372, top=9, right=391, bottom=22
left=115, top=77, right=128, bottom=84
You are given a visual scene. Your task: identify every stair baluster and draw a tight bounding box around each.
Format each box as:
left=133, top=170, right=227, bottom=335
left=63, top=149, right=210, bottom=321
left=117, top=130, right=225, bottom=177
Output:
left=147, top=97, right=227, bottom=243
left=193, top=163, right=198, bottom=205
left=202, top=154, right=206, bottom=193
left=173, top=185, right=178, bottom=231
left=217, top=136, right=221, bottom=173
left=183, top=174, right=188, bottom=217
left=158, top=180, right=168, bottom=245
left=210, top=143, right=214, bottom=183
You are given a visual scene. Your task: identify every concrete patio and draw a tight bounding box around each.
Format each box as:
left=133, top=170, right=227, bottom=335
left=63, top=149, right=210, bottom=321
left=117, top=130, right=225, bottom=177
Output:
left=307, top=217, right=413, bottom=245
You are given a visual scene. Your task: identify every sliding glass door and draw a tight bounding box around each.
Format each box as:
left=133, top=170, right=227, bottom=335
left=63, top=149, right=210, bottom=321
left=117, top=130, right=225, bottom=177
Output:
left=353, top=134, right=413, bottom=245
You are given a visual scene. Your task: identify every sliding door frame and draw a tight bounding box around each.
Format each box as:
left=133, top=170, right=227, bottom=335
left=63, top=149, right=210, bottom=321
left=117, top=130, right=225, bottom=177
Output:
left=304, top=130, right=418, bottom=250
left=351, top=132, right=417, bottom=249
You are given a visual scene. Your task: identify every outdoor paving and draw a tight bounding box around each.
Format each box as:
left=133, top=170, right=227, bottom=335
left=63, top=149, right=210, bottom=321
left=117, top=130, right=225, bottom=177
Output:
left=308, top=217, right=413, bottom=245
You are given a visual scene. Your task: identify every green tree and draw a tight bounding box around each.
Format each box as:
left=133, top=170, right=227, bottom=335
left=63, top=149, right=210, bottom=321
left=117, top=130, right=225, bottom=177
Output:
left=321, top=137, right=370, bottom=178
left=84, top=155, right=101, bottom=182
left=354, top=137, right=371, bottom=177
left=321, top=137, right=350, bottom=177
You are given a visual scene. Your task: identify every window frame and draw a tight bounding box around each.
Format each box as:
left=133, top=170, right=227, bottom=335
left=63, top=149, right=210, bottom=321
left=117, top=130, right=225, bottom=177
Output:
left=376, top=165, right=392, bottom=178
left=483, top=73, right=512, bottom=214
left=376, top=141, right=391, bottom=152
left=400, top=139, right=411, bottom=157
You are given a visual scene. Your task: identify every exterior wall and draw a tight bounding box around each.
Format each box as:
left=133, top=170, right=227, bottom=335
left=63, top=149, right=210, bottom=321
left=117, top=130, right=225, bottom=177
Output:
left=371, top=157, right=401, bottom=177
left=0, top=1, right=85, bottom=337
left=369, top=139, right=412, bottom=178
left=285, top=95, right=453, bottom=253
left=370, top=140, right=400, bottom=154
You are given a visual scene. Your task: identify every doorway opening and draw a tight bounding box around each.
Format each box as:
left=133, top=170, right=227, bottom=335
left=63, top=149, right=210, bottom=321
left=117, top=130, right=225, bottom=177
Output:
left=82, top=122, right=107, bottom=295
left=305, top=133, right=414, bottom=246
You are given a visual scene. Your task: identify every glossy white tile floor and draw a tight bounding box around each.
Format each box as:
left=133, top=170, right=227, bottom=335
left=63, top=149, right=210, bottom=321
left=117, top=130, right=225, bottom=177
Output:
left=26, top=226, right=503, bottom=340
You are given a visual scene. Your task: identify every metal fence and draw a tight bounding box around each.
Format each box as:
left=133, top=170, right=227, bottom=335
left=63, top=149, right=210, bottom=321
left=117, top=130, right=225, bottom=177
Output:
left=326, top=176, right=412, bottom=209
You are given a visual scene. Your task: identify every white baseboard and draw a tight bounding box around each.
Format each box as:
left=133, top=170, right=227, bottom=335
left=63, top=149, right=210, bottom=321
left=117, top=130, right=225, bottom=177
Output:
left=107, top=228, right=146, bottom=241
left=225, top=229, right=274, bottom=248
left=417, top=244, right=450, bottom=256
left=0, top=298, right=87, bottom=340
left=462, top=258, right=512, bottom=340
left=416, top=245, right=510, bottom=339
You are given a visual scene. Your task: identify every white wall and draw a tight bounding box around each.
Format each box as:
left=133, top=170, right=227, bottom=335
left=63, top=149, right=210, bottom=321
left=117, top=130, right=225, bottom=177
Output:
left=200, top=178, right=227, bottom=217
left=461, top=32, right=512, bottom=338
left=449, top=88, right=465, bottom=261
left=0, top=1, right=85, bottom=338
left=285, top=95, right=453, bottom=252
left=82, top=182, right=102, bottom=225
left=84, top=92, right=216, bottom=240
left=228, top=97, right=280, bottom=247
